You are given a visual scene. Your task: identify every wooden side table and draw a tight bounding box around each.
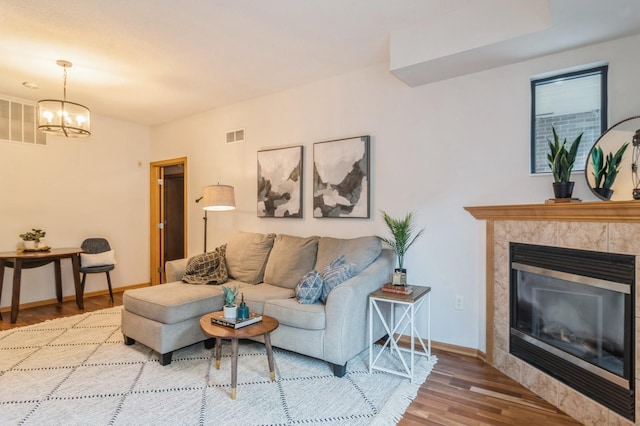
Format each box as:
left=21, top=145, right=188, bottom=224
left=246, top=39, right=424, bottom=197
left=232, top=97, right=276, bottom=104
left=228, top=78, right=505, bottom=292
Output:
left=368, top=285, right=431, bottom=383
left=199, top=312, right=279, bottom=400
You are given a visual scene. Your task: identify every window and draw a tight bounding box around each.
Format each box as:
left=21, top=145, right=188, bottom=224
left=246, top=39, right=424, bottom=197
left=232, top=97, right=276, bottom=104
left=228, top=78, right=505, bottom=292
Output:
left=531, top=66, right=607, bottom=174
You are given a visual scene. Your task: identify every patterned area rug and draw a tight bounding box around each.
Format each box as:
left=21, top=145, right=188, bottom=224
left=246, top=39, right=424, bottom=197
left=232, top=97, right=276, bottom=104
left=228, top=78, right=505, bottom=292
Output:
left=0, top=307, right=436, bottom=425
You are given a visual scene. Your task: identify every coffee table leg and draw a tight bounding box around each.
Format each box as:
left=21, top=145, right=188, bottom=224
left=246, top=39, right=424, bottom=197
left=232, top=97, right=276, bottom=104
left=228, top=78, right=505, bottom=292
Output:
left=264, top=332, right=276, bottom=382
left=231, top=338, right=238, bottom=400
left=215, top=338, right=222, bottom=369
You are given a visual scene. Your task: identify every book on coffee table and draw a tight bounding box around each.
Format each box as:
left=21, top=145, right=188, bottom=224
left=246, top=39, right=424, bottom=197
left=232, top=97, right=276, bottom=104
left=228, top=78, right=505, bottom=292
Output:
left=211, top=312, right=263, bottom=329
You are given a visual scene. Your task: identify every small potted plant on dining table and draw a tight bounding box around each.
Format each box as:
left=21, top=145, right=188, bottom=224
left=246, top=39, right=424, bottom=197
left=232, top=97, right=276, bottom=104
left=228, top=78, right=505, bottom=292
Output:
left=19, top=228, right=46, bottom=250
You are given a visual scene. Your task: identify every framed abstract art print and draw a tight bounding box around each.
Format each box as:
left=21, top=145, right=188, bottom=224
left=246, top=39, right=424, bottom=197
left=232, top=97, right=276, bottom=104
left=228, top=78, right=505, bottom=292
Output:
left=313, top=135, right=370, bottom=218
left=257, top=146, right=303, bottom=218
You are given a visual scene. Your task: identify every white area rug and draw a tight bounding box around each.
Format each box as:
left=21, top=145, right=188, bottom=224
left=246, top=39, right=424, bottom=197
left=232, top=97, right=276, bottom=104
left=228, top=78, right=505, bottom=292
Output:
left=0, top=307, right=436, bottom=425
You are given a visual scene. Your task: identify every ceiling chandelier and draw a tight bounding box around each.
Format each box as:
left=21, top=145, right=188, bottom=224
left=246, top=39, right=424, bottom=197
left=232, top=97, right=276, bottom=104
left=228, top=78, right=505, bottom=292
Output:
left=37, top=60, right=91, bottom=138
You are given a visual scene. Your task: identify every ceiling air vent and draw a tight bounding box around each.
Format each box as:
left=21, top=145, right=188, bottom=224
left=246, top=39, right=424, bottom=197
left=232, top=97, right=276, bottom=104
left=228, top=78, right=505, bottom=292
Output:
left=226, top=128, right=245, bottom=143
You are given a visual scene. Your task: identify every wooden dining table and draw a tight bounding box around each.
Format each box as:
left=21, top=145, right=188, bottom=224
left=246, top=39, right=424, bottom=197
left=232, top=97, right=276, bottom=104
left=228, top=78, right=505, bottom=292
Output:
left=0, top=247, right=84, bottom=323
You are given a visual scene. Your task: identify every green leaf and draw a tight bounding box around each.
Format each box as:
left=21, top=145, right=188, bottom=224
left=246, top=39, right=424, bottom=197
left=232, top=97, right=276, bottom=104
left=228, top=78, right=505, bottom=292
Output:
left=377, top=210, right=425, bottom=270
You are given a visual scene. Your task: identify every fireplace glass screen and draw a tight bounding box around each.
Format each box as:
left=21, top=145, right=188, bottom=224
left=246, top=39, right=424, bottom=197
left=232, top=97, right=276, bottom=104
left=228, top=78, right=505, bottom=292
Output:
left=514, top=269, right=625, bottom=377
left=509, top=242, right=634, bottom=420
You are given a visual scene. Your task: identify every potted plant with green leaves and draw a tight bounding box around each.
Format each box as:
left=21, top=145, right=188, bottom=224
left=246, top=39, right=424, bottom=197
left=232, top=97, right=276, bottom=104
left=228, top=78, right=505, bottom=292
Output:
left=547, top=126, right=583, bottom=199
left=19, top=228, right=46, bottom=250
left=221, top=285, right=239, bottom=319
left=591, top=143, right=629, bottom=200
left=377, top=210, right=424, bottom=286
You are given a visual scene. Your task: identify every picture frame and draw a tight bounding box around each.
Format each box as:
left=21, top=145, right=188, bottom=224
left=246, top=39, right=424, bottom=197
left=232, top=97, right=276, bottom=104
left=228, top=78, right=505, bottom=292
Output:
left=257, top=145, right=303, bottom=218
left=313, top=135, right=370, bottom=218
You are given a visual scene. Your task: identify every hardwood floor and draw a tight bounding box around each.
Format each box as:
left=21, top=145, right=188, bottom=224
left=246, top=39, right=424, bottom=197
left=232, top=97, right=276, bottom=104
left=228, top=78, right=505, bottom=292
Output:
left=1, top=293, right=580, bottom=425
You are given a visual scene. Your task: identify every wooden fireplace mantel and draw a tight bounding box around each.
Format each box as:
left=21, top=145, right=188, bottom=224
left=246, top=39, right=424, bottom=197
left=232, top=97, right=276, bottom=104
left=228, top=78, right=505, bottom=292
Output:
left=464, top=200, right=640, bottom=222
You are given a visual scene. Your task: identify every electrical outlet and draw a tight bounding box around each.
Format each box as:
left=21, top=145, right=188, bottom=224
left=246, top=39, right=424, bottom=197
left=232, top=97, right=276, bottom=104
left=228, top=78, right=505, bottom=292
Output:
left=455, top=296, right=464, bottom=310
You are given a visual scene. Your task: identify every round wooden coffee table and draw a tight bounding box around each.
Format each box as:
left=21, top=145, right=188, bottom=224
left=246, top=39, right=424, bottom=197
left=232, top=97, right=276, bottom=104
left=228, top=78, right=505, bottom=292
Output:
left=199, top=312, right=279, bottom=400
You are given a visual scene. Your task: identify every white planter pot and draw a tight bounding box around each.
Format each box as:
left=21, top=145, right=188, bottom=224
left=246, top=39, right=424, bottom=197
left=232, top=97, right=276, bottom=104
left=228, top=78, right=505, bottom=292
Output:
left=223, top=305, right=237, bottom=320
left=24, top=241, right=36, bottom=250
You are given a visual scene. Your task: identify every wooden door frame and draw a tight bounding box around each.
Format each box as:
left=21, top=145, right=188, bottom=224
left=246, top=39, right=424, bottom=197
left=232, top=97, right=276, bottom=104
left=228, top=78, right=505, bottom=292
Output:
left=150, top=157, right=188, bottom=285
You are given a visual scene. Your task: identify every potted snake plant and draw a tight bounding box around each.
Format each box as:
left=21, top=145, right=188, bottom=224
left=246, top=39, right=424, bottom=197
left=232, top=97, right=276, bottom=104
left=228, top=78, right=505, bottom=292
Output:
left=591, top=143, right=629, bottom=200
left=547, top=126, right=583, bottom=199
left=377, top=211, right=424, bottom=285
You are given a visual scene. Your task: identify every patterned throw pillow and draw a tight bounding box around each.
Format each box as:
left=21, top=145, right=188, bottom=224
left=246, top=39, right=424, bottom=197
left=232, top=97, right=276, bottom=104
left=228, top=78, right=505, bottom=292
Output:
left=182, top=244, right=228, bottom=285
left=320, top=259, right=357, bottom=303
left=295, top=270, right=324, bottom=304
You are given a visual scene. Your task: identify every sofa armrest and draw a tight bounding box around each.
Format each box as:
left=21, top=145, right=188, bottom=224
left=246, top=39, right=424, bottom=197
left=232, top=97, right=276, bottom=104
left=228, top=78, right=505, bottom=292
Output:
left=323, top=249, right=394, bottom=366
left=165, top=258, right=189, bottom=282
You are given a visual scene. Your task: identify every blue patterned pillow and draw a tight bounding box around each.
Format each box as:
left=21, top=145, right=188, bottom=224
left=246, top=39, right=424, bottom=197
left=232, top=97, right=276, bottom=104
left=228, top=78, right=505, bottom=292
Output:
left=295, top=270, right=324, bottom=304
left=320, top=261, right=357, bottom=303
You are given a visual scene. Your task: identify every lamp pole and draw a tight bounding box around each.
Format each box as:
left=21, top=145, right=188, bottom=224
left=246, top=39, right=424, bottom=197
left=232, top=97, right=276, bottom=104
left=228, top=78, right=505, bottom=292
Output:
left=195, top=196, right=208, bottom=252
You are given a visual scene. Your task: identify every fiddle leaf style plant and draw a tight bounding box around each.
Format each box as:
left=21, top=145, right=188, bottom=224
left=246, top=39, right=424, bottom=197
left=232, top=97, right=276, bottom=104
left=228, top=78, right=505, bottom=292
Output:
left=221, top=285, right=239, bottom=307
left=547, top=126, right=583, bottom=183
left=377, top=211, right=425, bottom=271
left=592, top=143, right=629, bottom=190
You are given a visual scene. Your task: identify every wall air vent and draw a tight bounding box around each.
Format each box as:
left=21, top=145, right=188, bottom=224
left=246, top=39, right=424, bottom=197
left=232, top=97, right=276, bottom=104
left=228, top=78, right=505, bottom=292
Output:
left=0, top=97, right=47, bottom=145
left=226, top=128, right=245, bottom=144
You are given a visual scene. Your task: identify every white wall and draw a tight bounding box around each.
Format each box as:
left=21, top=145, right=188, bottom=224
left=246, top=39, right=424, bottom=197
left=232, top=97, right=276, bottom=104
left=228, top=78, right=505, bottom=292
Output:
left=0, top=114, right=151, bottom=308
left=151, top=34, right=640, bottom=352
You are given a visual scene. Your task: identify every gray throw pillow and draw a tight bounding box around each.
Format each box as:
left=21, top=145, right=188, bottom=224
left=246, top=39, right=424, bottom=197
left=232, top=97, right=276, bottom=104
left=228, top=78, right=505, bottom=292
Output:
left=320, top=261, right=357, bottom=303
left=295, top=270, right=324, bottom=304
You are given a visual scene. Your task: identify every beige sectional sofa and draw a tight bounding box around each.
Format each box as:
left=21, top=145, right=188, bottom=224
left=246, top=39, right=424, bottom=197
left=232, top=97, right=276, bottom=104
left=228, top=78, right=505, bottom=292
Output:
left=121, top=231, right=394, bottom=376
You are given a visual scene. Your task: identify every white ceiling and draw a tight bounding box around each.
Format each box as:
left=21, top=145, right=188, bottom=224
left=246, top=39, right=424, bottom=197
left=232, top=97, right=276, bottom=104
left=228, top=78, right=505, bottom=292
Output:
left=1, top=0, right=639, bottom=126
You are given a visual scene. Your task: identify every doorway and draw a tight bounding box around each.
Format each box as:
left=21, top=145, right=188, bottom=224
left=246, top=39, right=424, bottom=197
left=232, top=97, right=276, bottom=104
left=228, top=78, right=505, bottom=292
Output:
left=150, top=157, right=188, bottom=285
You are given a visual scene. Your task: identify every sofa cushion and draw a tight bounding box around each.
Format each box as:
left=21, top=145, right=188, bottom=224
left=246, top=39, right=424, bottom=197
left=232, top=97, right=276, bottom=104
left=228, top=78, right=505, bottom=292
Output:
left=123, top=282, right=225, bottom=324
left=315, top=236, right=381, bottom=274
left=240, top=283, right=295, bottom=314
left=225, top=231, right=275, bottom=284
left=295, top=270, right=323, bottom=304
left=263, top=298, right=326, bottom=330
left=263, top=234, right=319, bottom=289
left=320, top=261, right=358, bottom=303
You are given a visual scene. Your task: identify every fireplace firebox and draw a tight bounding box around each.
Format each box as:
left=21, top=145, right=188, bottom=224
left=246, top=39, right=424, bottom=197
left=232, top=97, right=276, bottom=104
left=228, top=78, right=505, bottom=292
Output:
left=510, top=242, right=635, bottom=420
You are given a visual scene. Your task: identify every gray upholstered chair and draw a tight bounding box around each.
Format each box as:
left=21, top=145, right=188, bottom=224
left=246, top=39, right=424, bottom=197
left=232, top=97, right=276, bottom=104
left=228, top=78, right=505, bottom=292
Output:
left=80, top=238, right=115, bottom=302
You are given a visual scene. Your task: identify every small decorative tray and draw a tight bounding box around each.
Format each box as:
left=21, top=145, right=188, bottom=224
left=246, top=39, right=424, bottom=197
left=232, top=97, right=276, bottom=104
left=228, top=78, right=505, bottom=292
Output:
left=18, top=246, right=51, bottom=253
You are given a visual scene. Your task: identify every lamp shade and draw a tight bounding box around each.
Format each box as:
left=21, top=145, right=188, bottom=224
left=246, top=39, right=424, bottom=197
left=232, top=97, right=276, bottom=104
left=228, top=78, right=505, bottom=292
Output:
left=202, top=185, right=235, bottom=211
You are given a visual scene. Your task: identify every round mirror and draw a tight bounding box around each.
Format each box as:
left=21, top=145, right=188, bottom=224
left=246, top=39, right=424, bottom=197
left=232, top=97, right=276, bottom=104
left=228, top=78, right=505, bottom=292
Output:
left=585, top=115, right=640, bottom=201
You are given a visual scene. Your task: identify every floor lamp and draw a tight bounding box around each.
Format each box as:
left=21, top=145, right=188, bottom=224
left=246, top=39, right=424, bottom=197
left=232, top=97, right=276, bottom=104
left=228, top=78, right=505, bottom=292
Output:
left=196, top=184, right=236, bottom=252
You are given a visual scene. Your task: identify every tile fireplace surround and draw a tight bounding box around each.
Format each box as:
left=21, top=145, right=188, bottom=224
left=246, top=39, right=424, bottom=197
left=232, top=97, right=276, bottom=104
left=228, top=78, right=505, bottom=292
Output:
left=466, top=201, right=640, bottom=426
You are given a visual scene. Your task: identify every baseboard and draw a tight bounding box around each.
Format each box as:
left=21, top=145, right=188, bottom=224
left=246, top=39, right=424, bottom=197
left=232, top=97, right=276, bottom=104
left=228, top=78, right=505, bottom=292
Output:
left=0, top=282, right=150, bottom=313
left=397, top=334, right=486, bottom=361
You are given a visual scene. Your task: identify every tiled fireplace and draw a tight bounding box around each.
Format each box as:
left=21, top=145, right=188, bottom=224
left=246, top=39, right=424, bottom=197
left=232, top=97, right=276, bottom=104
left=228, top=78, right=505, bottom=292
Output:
left=466, top=201, right=640, bottom=426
